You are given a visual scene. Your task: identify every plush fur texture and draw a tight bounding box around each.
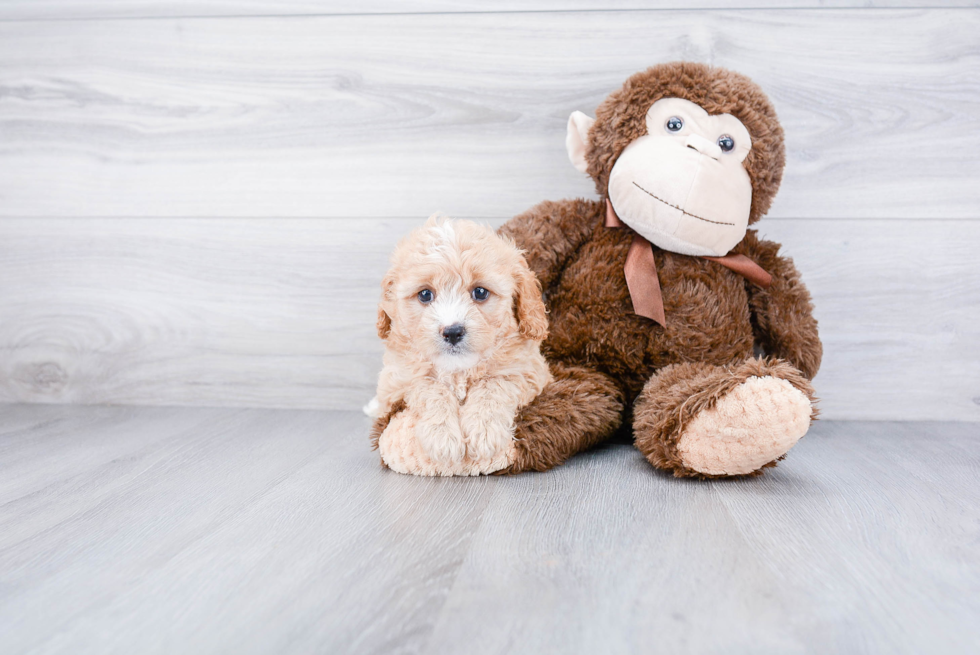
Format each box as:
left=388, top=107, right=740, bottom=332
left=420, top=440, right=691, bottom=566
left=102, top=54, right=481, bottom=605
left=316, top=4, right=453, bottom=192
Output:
left=497, top=361, right=625, bottom=474
left=372, top=216, right=552, bottom=476
left=497, top=62, right=822, bottom=477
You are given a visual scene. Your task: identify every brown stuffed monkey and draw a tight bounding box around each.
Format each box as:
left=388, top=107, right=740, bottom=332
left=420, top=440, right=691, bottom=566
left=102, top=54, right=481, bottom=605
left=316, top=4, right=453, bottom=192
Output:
left=498, top=61, right=822, bottom=478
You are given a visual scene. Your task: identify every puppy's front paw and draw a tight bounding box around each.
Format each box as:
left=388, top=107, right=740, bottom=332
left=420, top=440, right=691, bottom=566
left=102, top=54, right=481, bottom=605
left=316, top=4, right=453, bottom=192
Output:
left=380, top=411, right=516, bottom=477
left=416, top=420, right=466, bottom=464
left=378, top=411, right=422, bottom=474
left=465, top=419, right=515, bottom=461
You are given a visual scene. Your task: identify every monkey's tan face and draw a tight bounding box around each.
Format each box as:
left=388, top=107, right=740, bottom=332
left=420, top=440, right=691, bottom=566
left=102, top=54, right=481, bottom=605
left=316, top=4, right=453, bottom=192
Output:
left=569, top=98, right=754, bottom=257
left=607, top=98, right=753, bottom=256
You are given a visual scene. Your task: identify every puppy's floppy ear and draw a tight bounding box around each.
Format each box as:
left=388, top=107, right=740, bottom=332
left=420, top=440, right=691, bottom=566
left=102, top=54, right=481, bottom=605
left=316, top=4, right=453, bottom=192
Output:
left=377, top=271, right=394, bottom=340
left=377, top=306, right=392, bottom=340
left=513, top=258, right=548, bottom=341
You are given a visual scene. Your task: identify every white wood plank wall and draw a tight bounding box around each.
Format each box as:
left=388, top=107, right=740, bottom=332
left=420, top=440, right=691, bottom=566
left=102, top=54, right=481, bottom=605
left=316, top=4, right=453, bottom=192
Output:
left=1, top=4, right=977, bottom=420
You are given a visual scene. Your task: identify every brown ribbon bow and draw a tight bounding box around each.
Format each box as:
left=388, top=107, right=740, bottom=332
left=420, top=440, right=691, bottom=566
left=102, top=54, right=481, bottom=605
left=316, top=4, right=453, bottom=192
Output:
left=605, top=199, right=771, bottom=326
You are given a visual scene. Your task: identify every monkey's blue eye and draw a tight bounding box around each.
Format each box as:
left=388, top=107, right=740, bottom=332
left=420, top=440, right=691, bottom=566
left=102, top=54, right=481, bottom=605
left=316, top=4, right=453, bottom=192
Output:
left=665, top=116, right=684, bottom=132
left=418, top=289, right=433, bottom=303
left=472, top=287, right=489, bottom=301
left=718, top=135, right=735, bottom=152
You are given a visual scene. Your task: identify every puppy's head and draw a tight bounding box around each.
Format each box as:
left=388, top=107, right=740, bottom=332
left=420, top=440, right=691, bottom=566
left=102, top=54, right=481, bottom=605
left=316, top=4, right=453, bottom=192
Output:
left=377, top=215, right=547, bottom=370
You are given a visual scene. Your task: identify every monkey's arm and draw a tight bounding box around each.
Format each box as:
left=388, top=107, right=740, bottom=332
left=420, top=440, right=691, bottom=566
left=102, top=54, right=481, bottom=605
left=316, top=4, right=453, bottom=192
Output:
left=739, top=231, right=822, bottom=380
left=498, top=198, right=600, bottom=291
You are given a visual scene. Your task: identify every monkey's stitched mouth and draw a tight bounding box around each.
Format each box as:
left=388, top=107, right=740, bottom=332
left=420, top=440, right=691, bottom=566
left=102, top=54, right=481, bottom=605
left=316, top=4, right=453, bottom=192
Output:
left=632, top=181, right=735, bottom=226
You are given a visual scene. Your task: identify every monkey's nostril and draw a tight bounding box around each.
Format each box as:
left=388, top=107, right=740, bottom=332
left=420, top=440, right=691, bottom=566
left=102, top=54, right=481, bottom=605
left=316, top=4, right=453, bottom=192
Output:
left=684, top=134, right=722, bottom=159
left=442, top=323, right=466, bottom=346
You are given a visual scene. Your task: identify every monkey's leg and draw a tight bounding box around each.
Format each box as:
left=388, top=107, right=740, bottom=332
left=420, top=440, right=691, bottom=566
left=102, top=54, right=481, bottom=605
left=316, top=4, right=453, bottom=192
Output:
left=498, top=362, right=624, bottom=474
left=632, top=357, right=817, bottom=478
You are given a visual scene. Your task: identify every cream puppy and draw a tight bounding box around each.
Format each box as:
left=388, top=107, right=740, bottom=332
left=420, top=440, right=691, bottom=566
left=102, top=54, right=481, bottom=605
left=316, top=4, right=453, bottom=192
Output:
left=370, top=215, right=552, bottom=476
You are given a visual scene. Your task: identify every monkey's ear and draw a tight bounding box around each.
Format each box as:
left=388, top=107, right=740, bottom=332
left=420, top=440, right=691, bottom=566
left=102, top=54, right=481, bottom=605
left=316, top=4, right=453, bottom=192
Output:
left=566, top=111, right=595, bottom=174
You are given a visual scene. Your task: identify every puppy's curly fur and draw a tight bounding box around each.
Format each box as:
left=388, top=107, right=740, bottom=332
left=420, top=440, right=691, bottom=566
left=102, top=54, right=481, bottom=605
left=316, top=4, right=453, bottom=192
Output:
left=371, top=215, right=552, bottom=476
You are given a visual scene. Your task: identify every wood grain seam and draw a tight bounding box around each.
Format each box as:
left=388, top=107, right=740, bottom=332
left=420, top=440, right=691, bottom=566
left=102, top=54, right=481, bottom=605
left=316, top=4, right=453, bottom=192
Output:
left=2, top=6, right=979, bottom=23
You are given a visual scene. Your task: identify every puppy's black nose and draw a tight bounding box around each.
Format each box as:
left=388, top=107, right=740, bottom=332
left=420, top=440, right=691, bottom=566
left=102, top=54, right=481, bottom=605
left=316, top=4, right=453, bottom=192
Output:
left=442, top=323, right=466, bottom=346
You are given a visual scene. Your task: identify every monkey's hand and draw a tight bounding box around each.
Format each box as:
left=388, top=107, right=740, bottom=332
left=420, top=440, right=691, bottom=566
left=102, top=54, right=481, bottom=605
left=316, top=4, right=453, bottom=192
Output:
left=740, top=232, right=822, bottom=380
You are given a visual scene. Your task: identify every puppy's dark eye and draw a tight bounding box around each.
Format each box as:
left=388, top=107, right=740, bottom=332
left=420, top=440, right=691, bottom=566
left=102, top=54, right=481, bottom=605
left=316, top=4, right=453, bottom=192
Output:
left=417, top=289, right=434, bottom=304
left=665, top=116, right=684, bottom=132
left=471, top=287, right=489, bottom=302
left=718, top=135, right=735, bottom=152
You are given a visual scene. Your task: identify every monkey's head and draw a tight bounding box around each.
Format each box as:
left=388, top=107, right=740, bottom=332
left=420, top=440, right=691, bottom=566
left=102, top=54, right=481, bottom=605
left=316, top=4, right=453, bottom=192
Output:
left=567, top=62, right=785, bottom=257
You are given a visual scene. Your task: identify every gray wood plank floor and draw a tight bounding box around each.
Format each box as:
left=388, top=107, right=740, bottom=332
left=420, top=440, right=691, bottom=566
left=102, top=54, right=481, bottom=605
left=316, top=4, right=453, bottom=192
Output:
left=1, top=405, right=977, bottom=654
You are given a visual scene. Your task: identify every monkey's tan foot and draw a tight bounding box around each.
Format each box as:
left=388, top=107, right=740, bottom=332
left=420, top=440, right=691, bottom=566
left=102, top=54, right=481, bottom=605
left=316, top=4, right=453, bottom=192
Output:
left=675, top=376, right=811, bottom=475
left=633, top=358, right=816, bottom=478
left=377, top=411, right=516, bottom=476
